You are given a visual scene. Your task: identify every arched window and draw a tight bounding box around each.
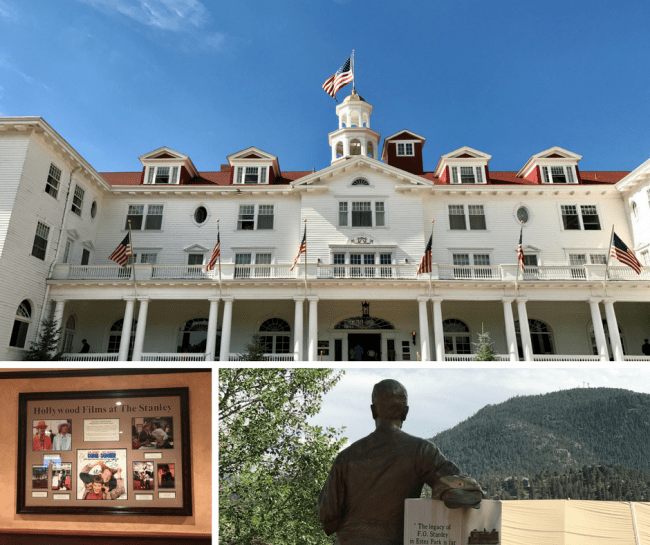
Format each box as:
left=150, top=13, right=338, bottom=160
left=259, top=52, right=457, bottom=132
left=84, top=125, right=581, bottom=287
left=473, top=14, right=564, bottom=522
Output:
left=367, top=142, right=374, bottom=158
left=349, top=139, right=361, bottom=155
left=259, top=318, right=291, bottom=354
left=349, top=111, right=360, bottom=127
left=515, top=319, right=555, bottom=356
left=589, top=320, right=626, bottom=358
left=335, top=141, right=344, bottom=158
left=10, top=300, right=32, bottom=348
left=352, top=178, right=369, bottom=186
left=107, top=318, right=137, bottom=358
left=62, top=314, right=76, bottom=353
left=443, top=319, right=471, bottom=354
left=178, top=318, right=221, bottom=355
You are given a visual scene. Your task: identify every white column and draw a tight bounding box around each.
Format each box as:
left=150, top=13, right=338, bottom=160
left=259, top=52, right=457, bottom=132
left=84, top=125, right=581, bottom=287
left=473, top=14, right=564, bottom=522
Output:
left=307, top=297, right=319, bottom=362
left=502, top=298, right=518, bottom=362
left=343, top=139, right=350, bottom=157
left=52, top=298, right=66, bottom=353
left=604, top=299, right=624, bottom=362
left=293, top=297, right=305, bottom=361
left=417, top=296, right=431, bottom=361
left=342, top=335, right=349, bottom=362
left=516, top=299, right=533, bottom=362
left=118, top=297, right=136, bottom=361
left=431, top=297, right=444, bottom=362
left=219, top=297, right=234, bottom=362
left=381, top=335, right=389, bottom=362
left=131, top=297, right=149, bottom=362
left=205, top=297, right=220, bottom=362
left=589, top=298, right=608, bottom=362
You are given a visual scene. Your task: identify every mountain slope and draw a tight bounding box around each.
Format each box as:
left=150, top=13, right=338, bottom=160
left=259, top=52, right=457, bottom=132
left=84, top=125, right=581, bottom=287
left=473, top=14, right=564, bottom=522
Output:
left=430, top=387, right=650, bottom=479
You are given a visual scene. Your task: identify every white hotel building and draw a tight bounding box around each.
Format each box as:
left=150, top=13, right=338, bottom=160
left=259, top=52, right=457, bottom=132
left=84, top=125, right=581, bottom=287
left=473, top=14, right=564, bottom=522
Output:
left=1, top=91, right=649, bottom=362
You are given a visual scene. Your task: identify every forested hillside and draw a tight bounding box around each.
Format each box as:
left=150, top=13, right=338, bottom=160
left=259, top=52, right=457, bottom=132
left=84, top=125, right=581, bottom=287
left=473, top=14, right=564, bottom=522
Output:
left=430, top=387, right=650, bottom=480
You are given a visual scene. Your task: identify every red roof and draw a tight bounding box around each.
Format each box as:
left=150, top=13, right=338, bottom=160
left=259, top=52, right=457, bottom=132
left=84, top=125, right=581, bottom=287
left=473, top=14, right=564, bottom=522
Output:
left=418, top=171, right=628, bottom=186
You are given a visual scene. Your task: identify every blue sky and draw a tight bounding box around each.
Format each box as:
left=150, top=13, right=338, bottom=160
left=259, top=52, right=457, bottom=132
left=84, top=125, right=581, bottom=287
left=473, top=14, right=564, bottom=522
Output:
left=1, top=0, right=649, bottom=174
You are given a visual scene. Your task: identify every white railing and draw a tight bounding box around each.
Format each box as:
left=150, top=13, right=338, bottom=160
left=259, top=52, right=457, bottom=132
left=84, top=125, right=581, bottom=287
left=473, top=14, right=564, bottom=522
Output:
left=623, top=355, right=650, bottom=361
left=67, top=265, right=133, bottom=280
left=444, top=354, right=511, bottom=361
left=141, top=353, right=206, bottom=361
left=317, top=264, right=418, bottom=279
left=233, top=264, right=295, bottom=279
left=61, top=353, right=120, bottom=361
left=608, top=266, right=650, bottom=280
left=152, top=265, right=215, bottom=280
left=522, top=266, right=586, bottom=281
left=532, top=354, right=601, bottom=362
left=438, top=265, right=502, bottom=281
left=229, top=353, right=296, bottom=361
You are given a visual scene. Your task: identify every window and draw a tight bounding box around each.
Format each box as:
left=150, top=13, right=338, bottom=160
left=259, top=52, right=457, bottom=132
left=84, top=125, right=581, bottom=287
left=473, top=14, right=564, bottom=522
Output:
left=90, top=200, right=97, bottom=219
left=516, top=206, right=530, bottom=224
left=259, top=318, right=291, bottom=354
left=330, top=251, right=395, bottom=278
left=451, top=166, right=485, bottom=184
left=62, top=315, right=76, bottom=354
left=178, top=318, right=220, bottom=354
left=339, top=201, right=386, bottom=228
left=81, top=248, right=90, bottom=265
left=234, top=252, right=273, bottom=278
left=451, top=252, right=493, bottom=279
left=375, top=202, right=385, bottom=227
left=589, top=320, right=626, bottom=359
left=107, top=318, right=137, bottom=357
left=194, top=206, right=208, bottom=224
left=516, top=319, right=555, bottom=356
left=62, top=240, right=73, bottom=264
left=448, top=204, right=486, bottom=230
left=140, top=253, right=158, bottom=264
left=632, top=201, right=639, bottom=218
left=45, top=164, right=61, bottom=198
left=443, top=319, right=471, bottom=355
left=352, top=178, right=369, bottom=186
left=235, top=166, right=268, bottom=184
left=188, top=254, right=204, bottom=266
left=32, top=222, right=50, bottom=260
left=641, top=250, right=650, bottom=267
left=146, top=166, right=179, bottom=185
left=71, top=185, right=85, bottom=216
left=237, top=205, right=274, bottom=230
left=589, top=254, right=607, bottom=265
left=560, top=205, right=601, bottom=230
left=542, top=165, right=576, bottom=184
left=352, top=202, right=372, bottom=227
left=9, top=300, right=31, bottom=348
left=339, top=202, right=348, bottom=227
left=396, top=142, right=414, bottom=156
left=125, top=204, right=164, bottom=230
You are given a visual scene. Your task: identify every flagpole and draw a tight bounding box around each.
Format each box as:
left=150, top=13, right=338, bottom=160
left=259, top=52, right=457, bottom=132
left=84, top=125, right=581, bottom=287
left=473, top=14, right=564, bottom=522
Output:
left=128, top=220, right=138, bottom=300
left=304, top=219, right=308, bottom=293
left=605, top=224, right=615, bottom=285
left=515, top=220, right=523, bottom=297
left=217, top=219, right=222, bottom=299
left=429, top=220, right=434, bottom=298
left=352, top=50, right=355, bottom=92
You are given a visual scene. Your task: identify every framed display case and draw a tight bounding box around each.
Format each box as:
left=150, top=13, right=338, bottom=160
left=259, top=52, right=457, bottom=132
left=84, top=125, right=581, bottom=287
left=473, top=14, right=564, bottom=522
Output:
left=17, top=386, right=192, bottom=516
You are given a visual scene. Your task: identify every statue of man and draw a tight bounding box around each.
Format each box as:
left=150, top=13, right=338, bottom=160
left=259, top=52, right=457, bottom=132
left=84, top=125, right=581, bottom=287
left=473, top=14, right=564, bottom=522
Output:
left=318, top=379, right=483, bottom=545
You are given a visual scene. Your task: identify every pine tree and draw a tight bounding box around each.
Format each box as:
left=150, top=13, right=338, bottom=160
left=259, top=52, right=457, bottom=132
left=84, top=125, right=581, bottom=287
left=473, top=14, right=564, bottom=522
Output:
left=240, top=334, right=267, bottom=361
left=24, top=319, right=63, bottom=361
left=473, top=330, right=498, bottom=361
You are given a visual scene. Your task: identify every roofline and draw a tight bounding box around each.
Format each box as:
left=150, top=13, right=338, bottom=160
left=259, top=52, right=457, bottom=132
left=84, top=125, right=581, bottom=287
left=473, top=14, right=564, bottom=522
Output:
left=615, top=157, right=650, bottom=192
left=380, top=129, right=427, bottom=160
left=0, top=116, right=112, bottom=191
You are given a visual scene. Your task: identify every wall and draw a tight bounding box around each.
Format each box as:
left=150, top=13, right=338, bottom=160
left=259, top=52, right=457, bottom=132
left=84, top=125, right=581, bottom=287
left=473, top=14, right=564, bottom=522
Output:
left=0, top=369, right=211, bottom=542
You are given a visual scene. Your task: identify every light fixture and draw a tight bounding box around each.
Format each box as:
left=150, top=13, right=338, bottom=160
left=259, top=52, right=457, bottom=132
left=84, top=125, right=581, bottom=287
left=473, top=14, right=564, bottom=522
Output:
left=412, top=331, right=417, bottom=345
left=236, top=188, right=242, bottom=195
left=362, top=301, right=370, bottom=317
left=405, top=259, right=409, bottom=264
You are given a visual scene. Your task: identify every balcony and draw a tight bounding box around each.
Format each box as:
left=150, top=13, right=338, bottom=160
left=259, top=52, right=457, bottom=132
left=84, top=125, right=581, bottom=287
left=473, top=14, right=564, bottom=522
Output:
left=51, top=263, right=649, bottom=283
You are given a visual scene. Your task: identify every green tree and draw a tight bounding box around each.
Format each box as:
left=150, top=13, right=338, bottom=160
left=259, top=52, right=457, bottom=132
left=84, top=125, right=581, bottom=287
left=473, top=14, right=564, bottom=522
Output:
left=239, top=334, right=267, bottom=361
left=24, top=319, right=63, bottom=361
left=473, top=331, right=498, bottom=361
left=219, top=368, right=346, bottom=545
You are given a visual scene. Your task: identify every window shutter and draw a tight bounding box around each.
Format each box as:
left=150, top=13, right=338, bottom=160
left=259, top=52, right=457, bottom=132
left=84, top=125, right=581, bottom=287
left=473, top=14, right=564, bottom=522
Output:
left=451, top=167, right=459, bottom=184
left=476, top=166, right=483, bottom=184
left=542, top=167, right=550, bottom=183
left=566, top=166, right=574, bottom=184
left=236, top=167, right=243, bottom=184
left=147, top=168, right=155, bottom=184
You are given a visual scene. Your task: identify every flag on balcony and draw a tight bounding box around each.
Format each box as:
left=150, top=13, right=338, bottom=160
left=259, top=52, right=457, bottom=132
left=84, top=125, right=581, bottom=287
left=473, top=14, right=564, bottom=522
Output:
left=206, top=231, right=220, bottom=272
left=417, top=234, right=432, bottom=275
left=610, top=232, right=642, bottom=274
left=322, top=56, right=353, bottom=100
left=517, top=228, right=525, bottom=270
left=108, top=233, right=132, bottom=267
left=290, top=226, right=306, bottom=271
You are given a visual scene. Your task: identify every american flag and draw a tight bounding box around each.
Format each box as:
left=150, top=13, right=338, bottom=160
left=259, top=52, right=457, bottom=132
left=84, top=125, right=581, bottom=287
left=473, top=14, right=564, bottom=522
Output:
left=517, top=229, right=525, bottom=270
left=206, top=231, right=220, bottom=272
left=290, top=226, right=306, bottom=272
left=108, top=233, right=132, bottom=267
left=322, top=57, right=353, bottom=99
left=417, top=234, right=432, bottom=275
left=610, top=232, right=642, bottom=274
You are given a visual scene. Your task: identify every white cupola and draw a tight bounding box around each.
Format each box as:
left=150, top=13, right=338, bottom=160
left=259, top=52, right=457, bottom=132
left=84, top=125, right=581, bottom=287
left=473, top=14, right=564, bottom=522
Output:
left=328, top=90, right=381, bottom=164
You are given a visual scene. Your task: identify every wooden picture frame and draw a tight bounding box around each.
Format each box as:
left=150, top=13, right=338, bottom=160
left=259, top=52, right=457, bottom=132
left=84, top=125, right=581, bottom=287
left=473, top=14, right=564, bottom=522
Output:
left=17, top=386, right=192, bottom=516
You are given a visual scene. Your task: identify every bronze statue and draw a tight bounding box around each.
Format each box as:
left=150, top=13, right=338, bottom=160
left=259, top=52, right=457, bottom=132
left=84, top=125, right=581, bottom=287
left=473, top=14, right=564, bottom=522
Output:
left=318, top=379, right=483, bottom=545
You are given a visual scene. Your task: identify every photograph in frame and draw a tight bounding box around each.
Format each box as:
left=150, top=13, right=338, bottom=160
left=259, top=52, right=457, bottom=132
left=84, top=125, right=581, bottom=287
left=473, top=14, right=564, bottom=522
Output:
left=158, top=463, right=176, bottom=489
left=132, top=417, right=174, bottom=450
left=133, top=461, right=155, bottom=491
left=32, top=465, right=48, bottom=489
left=52, top=463, right=72, bottom=491
left=77, top=449, right=128, bottom=500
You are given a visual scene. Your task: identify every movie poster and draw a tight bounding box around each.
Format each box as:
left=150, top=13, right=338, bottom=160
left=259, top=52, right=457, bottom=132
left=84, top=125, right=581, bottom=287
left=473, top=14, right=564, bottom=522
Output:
left=76, top=449, right=128, bottom=500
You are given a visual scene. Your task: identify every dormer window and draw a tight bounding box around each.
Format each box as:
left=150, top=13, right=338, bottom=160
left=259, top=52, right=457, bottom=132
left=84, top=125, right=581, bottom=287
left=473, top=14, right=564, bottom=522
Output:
left=451, top=166, right=485, bottom=184
left=396, top=142, right=414, bottom=156
left=542, top=165, right=575, bottom=184
left=146, top=166, right=179, bottom=184
left=235, top=166, right=268, bottom=185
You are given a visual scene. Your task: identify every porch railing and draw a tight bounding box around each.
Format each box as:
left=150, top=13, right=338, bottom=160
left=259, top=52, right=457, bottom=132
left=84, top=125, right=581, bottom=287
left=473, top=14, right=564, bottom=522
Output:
left=443, top=354, right=511, bottom=361
left=532, top=354, right=601, bottom=362
left=229, top=353, right=297, bottom=361
left=61, top=353, right=120, bottom=361
left=141, top=353, right=207, bottom=361
left=623, top=355, right=650, bottom=361
left=53, top=263, right=649, bottom=282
